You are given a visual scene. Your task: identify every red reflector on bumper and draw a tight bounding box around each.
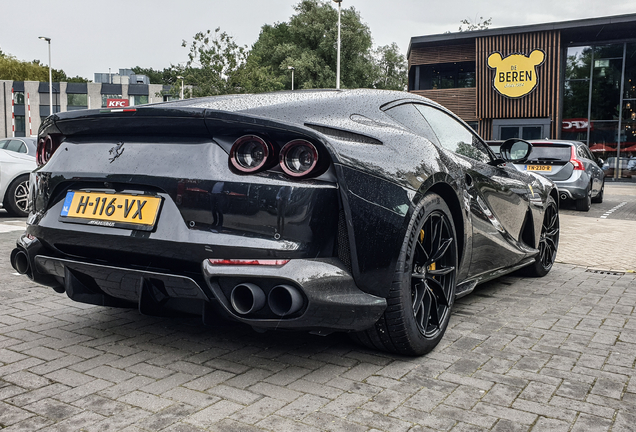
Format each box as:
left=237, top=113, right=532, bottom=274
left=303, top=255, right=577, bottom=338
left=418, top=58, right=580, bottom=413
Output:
left=208, top=259, right=289, bottom=266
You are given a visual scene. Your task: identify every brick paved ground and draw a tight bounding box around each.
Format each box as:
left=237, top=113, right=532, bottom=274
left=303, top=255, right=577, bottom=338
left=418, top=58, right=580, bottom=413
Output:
left=0, top=185, right=635, bottom=431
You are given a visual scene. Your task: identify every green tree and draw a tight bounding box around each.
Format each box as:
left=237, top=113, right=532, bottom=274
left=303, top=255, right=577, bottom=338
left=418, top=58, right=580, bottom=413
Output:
left=131, top=66, right=177, bottom=85
left=371, top=43, right=407, bottom=90
left=458, top=16, right=492, bottom=32
left=180, top=27, right=248, bottom=97
left=245, top=0, right=375, bottom=91
left=0, top=54, right=48, bottom=81
left=1, top=53, right=89, bottom=82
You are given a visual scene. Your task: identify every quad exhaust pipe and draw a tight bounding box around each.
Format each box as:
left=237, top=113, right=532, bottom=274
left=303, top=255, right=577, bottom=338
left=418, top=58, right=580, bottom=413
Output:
left=229, top=282, right=303, bottom=317
left=230, top=283, right=266, bottom=315
left=10, top=249, right=31, bottom=277
left=268, top=284, right=303, bottom=317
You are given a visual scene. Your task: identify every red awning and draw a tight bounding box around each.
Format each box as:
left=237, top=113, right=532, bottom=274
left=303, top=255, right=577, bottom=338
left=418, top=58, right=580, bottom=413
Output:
left=620, top=144, right=636, bottom=152
left=589, top=143, right=616, bottom=152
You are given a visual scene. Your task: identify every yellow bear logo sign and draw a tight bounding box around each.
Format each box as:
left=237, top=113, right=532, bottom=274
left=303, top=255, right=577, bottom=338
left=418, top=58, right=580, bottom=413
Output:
left=487, top=50, right=545, bottom=98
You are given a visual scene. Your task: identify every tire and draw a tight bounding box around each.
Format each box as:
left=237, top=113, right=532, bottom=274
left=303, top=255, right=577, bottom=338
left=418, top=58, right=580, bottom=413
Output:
left=523, top=195, right=559, bottom=277
left=351, top=193, right=458, bottom=356
left=591, top=180, right=604, bottom=204
left=4, top=175, right=30, bottom=217
left=575, top=185, right=591, bottom=211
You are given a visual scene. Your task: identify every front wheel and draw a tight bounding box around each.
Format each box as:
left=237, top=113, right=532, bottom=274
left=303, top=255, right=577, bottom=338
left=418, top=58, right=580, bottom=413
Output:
left=351, top=193, right=458, bottom=356
left=4, top=175, right=30, bottom=217
left=523, top=195, right=559, bottom=277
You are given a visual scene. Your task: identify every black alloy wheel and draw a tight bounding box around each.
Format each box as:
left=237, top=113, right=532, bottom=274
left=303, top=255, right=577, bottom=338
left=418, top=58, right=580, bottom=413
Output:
left=524, top=195, right=559, bottom=277
left=351, top=193, right=458, bottom=356
left=410, top=209, right=456, bottom=339
left=5, top=175, right=30, bottom=217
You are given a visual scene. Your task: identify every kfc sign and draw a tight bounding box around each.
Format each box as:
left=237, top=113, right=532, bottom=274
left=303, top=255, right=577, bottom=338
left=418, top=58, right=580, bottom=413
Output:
left=107, top=99, right=129, bottom=108
left=562, top=118, right=591, bottom=133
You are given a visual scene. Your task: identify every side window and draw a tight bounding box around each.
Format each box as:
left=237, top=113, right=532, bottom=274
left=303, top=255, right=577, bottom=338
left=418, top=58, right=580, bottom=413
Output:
left=415, top=105, right=492, bottom=164
left=5, top=140, right=25, bottom=153
left=0, top=139, right=8, bottom=150
left=384, top=103, right=439, bottom=144
left=577, top=146, right=587, bottom=159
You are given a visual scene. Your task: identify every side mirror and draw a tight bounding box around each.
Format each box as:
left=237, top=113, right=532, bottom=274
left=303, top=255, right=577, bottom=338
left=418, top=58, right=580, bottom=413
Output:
left=597, top=158, right=604, bottom=165
left=488, top=138, right=533, bottom=166
left=500, top=139, right=532, bottom=162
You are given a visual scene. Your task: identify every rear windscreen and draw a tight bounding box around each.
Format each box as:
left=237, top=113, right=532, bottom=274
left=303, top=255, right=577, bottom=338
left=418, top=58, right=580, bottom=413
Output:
left=528, top=145, right=571, bottom=161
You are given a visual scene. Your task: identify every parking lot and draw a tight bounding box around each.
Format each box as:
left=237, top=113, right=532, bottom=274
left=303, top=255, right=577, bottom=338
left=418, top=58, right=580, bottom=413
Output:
left=0, top=184, right=635, bottom=432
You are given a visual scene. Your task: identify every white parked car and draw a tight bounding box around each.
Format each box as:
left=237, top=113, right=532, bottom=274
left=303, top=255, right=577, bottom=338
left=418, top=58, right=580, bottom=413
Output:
left=0, top=137, right=37, bottom=217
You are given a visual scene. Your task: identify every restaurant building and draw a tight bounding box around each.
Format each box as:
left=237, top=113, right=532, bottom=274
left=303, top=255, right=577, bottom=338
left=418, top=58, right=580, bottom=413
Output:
left=408, top=13, right=636, bottom=178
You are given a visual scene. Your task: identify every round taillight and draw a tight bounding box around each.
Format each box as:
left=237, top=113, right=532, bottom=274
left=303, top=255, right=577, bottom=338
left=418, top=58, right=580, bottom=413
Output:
left=230, top=135, right=271, bottom=173
left=36, top=137, right=46, bottom=166
left=44, top=136, right=54, bottom=162
left=280, top=140, right=318, bottom=177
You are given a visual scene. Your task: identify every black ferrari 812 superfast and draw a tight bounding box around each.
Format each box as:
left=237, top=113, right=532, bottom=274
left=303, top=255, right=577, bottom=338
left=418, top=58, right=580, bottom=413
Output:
left=11, top=89, right=559, bottom=355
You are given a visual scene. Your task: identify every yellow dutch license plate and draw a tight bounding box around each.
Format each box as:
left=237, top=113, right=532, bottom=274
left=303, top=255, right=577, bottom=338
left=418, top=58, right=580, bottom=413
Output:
left=526, top=165, right=552, bottom=172
left=59, top=191, right=162, bottom=231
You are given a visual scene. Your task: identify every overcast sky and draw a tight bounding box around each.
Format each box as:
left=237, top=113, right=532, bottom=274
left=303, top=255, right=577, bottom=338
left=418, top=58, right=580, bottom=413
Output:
left=2, top=0, right=635, bottom=80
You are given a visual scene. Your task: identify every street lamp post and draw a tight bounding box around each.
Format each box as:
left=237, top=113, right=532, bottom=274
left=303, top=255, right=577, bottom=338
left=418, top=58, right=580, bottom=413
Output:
left=333, top=0, right=342, bottom=89
left=38, top=36, right=52, bottom=115
left=177, top=76, right=184, bottom=99
left=287, top=66, right=295, bottom=90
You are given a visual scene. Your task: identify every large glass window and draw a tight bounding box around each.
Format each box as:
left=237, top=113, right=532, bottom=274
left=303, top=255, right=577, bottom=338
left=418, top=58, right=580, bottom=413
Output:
left=67, top=93, right=88, bottom=107
left=102, top=94, right=122, bottom=107
left=591, top=58, right=622, bottom=120
left=562, top=42, right=636, bottom=179
left=14, top=115, right=26, bottom=137
left=411, top=62, right=476, bottom=90
left=129, top=95, right=148, bottom=106
left=13, top=91, right=25, bottom=105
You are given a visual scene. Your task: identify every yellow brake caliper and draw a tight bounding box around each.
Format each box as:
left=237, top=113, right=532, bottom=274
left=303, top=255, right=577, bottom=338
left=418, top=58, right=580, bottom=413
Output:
left=421, top=229, right=436, bottom=272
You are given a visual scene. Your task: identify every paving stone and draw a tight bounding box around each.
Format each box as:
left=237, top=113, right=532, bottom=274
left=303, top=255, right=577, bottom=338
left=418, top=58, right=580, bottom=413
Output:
left=473, top=401, right=538, bottom=425
left=6, top=383, right=70, bottom=407
left=207, top=383, right=261, bottom=404
left=274, top=393, right=329, bottom=421
left=255, top=414, right=323, bottom=432
left=228, top=396, right=286, bottom=425
left=162, top=387, right=221, bottom=408
left=570, top=413, right=612, bottom=432
left=183, top=400, right=248, bottom=429
left=3, top=192, right=636, bottom=431
left=117, top=390, right=175, bottom=412
left=531, top=417, right=571, bottom=432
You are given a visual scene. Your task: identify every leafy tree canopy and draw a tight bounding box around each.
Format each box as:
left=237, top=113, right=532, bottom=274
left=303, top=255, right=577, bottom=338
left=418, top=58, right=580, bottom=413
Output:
left=0, top=51, right=89, bottom=82
left=458, top=16, right=492, bottom=32
left=246, top=0, right=375, bottom=91
left=170, top=0, right=408, bottom=96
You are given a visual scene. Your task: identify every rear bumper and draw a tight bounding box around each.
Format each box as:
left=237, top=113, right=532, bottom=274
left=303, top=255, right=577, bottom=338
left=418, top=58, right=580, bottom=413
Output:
left=552, top=172, right=589, bottom=200
left=12, top=233, right=385, bottom=333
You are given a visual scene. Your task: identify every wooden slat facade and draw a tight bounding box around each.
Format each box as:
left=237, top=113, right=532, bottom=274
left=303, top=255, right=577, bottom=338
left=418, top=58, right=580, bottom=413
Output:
left=408, top=44, right=475, bottom=67
left=411, top=88, right=477, bottom=121
left=476, top=31, right=562, bottom=139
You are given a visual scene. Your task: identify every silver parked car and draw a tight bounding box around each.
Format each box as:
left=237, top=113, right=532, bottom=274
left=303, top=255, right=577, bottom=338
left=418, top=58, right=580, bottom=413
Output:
left=0, top=137, right=37, bottom=217
left=489, top=140, right=604, bottom=211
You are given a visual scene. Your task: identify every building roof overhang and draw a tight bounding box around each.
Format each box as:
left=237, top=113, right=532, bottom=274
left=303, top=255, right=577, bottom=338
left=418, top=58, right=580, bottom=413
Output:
left=408, top=13, right=636, bottom=58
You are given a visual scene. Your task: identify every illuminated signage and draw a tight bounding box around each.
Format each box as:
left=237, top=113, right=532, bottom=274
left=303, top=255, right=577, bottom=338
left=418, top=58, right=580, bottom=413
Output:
left=107, top=99, right=129, bottom=108
left=487, top=50, right=545, bottom=98
left=562, top=118, right=592, bottom=132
